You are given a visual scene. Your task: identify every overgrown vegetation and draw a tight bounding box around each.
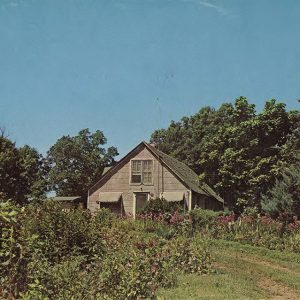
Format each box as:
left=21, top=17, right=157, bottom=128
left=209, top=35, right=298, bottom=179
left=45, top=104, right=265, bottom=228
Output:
left=0, top=201, right=213, bottom=299
left=139, top=200, right=300, bottom=254
left=2, top=198, right=300, bottom=298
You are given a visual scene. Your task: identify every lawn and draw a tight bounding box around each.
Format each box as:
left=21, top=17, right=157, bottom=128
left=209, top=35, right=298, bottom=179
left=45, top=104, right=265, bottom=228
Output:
left=158, top=240, right=300, bottom=299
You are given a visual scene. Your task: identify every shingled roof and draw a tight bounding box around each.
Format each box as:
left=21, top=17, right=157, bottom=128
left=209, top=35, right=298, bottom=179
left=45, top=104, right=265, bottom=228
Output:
left=145, top=143, right=223, bottom=203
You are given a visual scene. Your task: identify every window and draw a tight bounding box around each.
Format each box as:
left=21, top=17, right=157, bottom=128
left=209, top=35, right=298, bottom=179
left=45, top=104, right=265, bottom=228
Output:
left=131, top=160, right=153, bottom=184
left=131, top=160, right=142, bottom=183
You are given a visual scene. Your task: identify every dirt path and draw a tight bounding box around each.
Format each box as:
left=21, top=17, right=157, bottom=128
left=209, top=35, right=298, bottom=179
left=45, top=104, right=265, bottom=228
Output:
left=228, top=251, right=300, bottom=277
left=258, top=277, right=300, bottom=299
left=214, top=248, right=300, bottom=299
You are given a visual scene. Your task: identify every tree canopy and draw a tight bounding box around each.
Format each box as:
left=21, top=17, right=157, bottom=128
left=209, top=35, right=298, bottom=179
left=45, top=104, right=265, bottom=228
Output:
left=150, top=97, right=300, bottom=211
left=46, top=129, right=118, bottom=200
left=0, top=137, right=46, bottom=204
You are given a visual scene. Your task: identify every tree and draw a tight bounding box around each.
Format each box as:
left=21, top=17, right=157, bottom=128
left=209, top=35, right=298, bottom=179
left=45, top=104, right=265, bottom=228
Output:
left=18, top=145, right=48, bottom=200
left=261, top=159, right=300, bottom=220
left=46, top=129, right=118, bottom=200
left=0, top=136, right=23, bottom=203
left=0, top=137, right=47, bottom=204
left=278, top=113, right=300, bottom=166
left=150, top=97, right=300, bottom=211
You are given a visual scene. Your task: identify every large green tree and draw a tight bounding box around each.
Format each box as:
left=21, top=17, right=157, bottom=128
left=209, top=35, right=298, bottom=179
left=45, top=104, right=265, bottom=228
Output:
left=0, top=137, right=46, bottom=204
left=18, top=145, right=48, bottom=200
left=47, top=129, right=118, bottom=200
left=150, top=97, right=300, bottom=211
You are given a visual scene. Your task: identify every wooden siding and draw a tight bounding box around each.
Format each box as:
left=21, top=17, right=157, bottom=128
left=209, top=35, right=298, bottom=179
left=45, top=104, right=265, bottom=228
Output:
left=88, top=145, right=189, bottom=215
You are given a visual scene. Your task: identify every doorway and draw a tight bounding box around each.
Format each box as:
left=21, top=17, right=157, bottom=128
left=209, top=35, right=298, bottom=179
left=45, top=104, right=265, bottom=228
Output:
left=135, top=192, right=149, bottom=214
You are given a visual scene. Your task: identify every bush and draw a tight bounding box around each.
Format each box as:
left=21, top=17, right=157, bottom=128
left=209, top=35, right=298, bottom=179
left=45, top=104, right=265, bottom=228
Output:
left=0, top=200, right=213, bottom=299
left=141, top=197, right=183, bottom=215
left=261, top=162, right=300, bottom=220
left=189, top=208, right=220, bottom=231
left=97, top=236, right=176, bottom=299
left=167, top=235, right=213, bottom=274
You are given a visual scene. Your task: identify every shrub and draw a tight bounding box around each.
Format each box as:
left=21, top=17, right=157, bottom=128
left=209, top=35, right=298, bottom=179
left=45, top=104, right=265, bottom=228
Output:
left=261, top=162, right=300, bottom=220
left=97, top=236, right=176, bottom=299
left=141, top=197, right=183, bottom=215
left=167, top=235, right=213, bottom=274
left=189, top=208, right=220, bottom=231
left=93, top=207, right=115, bottom=226
left=1, top=200, right=214, bottom=299
left=22, top=201, right=106, bottom=262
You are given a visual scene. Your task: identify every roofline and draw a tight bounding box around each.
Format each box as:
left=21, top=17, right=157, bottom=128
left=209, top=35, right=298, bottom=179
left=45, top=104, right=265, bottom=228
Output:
left=47, top=196, right=82, bottom=201
left=143, top=143, right=192, bottom=190
left=88, top=141, right=147, bottom=193
left=145, top=143, right=223, bottom=203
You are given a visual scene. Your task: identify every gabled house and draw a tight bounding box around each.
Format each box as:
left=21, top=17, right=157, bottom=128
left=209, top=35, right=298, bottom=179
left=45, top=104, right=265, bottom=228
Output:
left=88, top=141, right=223, bottom=216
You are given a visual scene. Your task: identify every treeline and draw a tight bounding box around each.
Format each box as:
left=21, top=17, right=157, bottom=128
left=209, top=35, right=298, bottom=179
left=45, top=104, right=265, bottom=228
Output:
left=0, top=129, right=118, bottom=204
left=150, top=97, right=300, bottom=214
left=1, top=97, right=300, bottom=216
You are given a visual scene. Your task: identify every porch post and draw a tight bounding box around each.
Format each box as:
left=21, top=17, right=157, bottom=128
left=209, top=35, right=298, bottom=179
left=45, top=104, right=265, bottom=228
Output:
left=188, top=190, right=192, bottom=211
left=133, top=193, right=136, bottom=219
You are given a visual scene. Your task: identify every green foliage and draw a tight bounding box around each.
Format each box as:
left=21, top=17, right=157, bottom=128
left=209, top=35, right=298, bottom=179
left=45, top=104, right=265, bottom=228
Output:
left=46, top=128, right=118, bottom=200
left=93, top=207, right=115, bottom=226
left=150, top=97, right=300, bottom=211
left=141, top=197, right=183, bottom=214
left=96, top=236, right=175, bottom=299
left=208, top=214, right=300, bottom=253
left=189, top=208, right=220, bottom=230
left=261, top=161, right=300, bottom=220
left=0, top=201, right=213, bottom=299
left=18, top=145, right=48, bottom=201
left=0, top=137, right=23, bottom=203
left=2, top=201, right=300, bottom=298
left=167, top=235, right=213, bottom=274
left=0, top=137, right=46, bottom=204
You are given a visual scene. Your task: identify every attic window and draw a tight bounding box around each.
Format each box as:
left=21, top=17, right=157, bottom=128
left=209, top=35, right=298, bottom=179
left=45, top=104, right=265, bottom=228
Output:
left=131, top=160, right=153, bottom=184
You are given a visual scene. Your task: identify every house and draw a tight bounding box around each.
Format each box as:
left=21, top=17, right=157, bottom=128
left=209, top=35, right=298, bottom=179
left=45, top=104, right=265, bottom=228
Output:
left=88, top=141, right=223, bottom=217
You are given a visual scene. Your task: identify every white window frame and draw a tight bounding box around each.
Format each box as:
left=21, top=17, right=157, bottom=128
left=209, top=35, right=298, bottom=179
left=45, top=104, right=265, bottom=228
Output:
left=130, top=159, right=154, bottom=185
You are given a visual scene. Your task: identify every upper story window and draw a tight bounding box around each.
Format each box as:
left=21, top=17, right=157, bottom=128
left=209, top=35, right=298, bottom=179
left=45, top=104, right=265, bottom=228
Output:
left=131, top=160, right=153, bottom=184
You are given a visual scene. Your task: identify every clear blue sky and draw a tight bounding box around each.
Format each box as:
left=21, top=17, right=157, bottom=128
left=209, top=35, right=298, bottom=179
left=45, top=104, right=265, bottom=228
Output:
left=1, top=0, right=300, bottom=158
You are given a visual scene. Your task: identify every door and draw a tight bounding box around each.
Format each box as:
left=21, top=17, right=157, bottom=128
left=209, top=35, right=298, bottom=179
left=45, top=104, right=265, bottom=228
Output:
left=135, top=192, right=149, bottom=213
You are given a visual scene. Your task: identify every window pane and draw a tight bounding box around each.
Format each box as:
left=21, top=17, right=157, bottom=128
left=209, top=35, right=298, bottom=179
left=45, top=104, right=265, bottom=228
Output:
left=142, top=160, right=153, bottom=183
left=131, top=174, right=142, bottom=183
left=143, top=172, right=152, bottom=183
left=132, top=160, right=141, bottom=172
left=142, top=160, right=152, bottom=172
left=131, top=160, right=152, bottom=184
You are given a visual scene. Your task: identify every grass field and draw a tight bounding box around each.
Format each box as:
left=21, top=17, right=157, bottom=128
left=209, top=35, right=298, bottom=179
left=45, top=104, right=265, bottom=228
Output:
left=158, top=240, right=300, bottom=299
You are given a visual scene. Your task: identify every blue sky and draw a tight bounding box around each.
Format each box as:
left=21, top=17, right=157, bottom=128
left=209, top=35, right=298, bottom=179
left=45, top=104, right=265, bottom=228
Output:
left=1, top=0, right=300, bottom=157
